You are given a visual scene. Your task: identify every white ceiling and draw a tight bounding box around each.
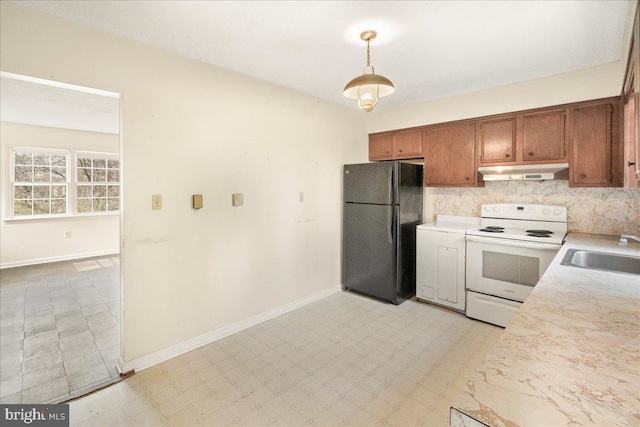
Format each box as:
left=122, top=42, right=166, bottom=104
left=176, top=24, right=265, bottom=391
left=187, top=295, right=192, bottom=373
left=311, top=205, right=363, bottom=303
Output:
left=8, top=0, right=634, bottom=113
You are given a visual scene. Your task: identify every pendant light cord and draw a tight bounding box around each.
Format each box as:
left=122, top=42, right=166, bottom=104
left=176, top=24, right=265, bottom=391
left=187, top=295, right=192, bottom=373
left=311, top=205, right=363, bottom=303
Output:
left=366, top=40, right=371, bottom=67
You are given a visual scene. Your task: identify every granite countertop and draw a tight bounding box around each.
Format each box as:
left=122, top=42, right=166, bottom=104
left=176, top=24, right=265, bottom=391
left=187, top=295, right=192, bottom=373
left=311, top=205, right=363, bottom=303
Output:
left=451, top=232, right=640, bottom=427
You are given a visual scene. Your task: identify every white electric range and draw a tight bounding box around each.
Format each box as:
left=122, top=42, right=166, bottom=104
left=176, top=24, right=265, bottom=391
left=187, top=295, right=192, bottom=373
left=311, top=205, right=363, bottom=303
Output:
left=465, top=204, right=568, bottom=327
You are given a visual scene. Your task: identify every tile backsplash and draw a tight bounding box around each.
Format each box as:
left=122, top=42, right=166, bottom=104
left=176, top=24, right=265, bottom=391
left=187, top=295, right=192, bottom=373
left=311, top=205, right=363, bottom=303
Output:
left=431, top=181, right=640, bottom=235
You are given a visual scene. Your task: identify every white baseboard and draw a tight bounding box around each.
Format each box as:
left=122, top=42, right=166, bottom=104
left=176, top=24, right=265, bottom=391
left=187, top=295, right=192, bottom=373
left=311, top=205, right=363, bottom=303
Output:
left=0, top=249, right=119, bottom=269
left=119, top=284, right=343, bottom=374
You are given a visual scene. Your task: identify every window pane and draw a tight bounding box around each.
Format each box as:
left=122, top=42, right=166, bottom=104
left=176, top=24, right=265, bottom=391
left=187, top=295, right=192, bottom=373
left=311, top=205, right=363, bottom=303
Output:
left=14, top=200, right=32, bottom=216
left=78, top=185, right=91, bottom=197
left=93, top=169, right=106, bottom=182
left=108, top=198, right=119, bottom=211
left=51, top=185, right=66, bottom=198
left=11, top=151, right=69, bottom=218
left=93, top=199, right=106, bottom=212
left=15, top=152, right=33, bottom=165
left=33, top=185, right=50, bottom=199
left=15, top=166, right=33, bottom=182
left=33, top=200, right=50, bottom=215
left=93, top=159, right=106, bottom=168
left=51, top=155, right=66, bottom=166
left=77, top=199, right=92, bottom=213
left=51, top=167, right=66, bottom=182
left=15, top=185, right=32, bottom=200
left=77, top=158, right=92, bottom=168
left=51, top=199, right=66, bottom=214
left=78, top=168, right=91, bottom=182
left=107, top=170, right=119, bottom=182
left=108, top=159, right=119, bottom=169
left=93, top=185, right=107, bottom=197
left=33, top=153, right=50, bottom=166
left=34, top=167, right=50, bottom=182
left=107, top=185, right=119, bottom=197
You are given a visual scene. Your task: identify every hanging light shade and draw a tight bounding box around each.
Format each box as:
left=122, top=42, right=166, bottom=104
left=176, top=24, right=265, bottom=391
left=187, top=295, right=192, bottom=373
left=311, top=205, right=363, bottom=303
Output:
left=343, top=30, right=394, bottom=112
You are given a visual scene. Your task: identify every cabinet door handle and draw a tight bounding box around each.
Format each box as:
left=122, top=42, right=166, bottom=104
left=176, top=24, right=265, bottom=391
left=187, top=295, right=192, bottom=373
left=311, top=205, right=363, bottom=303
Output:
left=528, top=152, right=534, bottom=156
left=580, top=173, right=586, bottom=179
left=385, top=151, right=390, bottom=154
left=399, top=149, right=403, bottom=153
left=465, top=177, right=470, bottom=181
left=505, top=153, right=510, bottom=158
left=629, top=161, right=637, bottom=167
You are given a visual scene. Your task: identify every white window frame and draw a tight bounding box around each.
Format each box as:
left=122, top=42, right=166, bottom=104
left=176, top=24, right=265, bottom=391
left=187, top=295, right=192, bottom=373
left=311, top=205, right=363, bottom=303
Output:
left=5, top=146, right=119, bottom=221
left=8, top=147, right=70, bottom=219
left=74, top=151, right=120, bottom=216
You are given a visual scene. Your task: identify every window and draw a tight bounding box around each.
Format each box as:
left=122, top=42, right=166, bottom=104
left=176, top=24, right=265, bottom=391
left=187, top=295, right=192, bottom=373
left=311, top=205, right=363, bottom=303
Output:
left=76, top=154, right=120, bottom=214
left=11, top=150, right=69, bottom=217
left=8, top=147, right=119, bottom=220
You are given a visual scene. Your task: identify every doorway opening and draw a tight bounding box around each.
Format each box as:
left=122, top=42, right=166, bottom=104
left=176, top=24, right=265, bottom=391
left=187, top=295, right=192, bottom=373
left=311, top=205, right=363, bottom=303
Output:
left=0, top=72, right=123, bottom=403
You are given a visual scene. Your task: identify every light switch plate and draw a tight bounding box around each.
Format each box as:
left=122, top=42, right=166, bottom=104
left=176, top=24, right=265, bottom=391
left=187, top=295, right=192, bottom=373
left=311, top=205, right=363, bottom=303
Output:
left=152, top=194, right=162, bottom=210
left=232, top=193, right=243, bottom=206
left=192, top=194, right=203, bottom=209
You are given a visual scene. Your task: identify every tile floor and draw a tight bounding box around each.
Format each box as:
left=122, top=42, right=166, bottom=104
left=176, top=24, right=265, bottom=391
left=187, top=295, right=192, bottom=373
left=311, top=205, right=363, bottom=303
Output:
left=69, top=291, right=502, bottom=426
left=0, top=255, right=121, bottom=404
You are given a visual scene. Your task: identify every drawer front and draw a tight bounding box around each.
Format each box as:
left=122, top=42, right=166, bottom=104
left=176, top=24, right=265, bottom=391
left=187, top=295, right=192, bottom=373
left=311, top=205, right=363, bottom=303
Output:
left=466, top=291, right=521, bottom=328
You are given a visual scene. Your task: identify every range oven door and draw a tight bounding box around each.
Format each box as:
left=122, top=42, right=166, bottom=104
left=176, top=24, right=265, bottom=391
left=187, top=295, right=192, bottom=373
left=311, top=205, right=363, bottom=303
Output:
left=465, top=235, right=560, bottom=302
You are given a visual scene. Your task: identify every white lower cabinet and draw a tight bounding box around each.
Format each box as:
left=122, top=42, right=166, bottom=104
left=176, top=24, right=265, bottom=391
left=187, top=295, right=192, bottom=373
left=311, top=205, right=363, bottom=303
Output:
left=416, top=228, right=466, bottom=312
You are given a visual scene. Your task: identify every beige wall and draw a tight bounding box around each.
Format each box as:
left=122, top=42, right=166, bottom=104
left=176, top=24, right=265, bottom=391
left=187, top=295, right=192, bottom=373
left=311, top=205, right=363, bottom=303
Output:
left=365, top=61, right=624, bottom=133
left=0, top=3, right=368, bottom=362
left=1, top=122, right=120, bottom=267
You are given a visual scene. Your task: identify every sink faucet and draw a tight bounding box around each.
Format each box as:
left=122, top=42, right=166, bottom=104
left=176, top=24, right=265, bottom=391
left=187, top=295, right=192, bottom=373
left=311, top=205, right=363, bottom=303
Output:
left=619, top=234, right=640, bottom=246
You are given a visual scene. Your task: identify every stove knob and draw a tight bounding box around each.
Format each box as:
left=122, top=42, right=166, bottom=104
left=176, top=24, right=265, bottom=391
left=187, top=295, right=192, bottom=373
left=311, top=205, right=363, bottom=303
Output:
left=542, top=208, right=551, bottom=215
left=553, top=208, right=561, bottom=215
left=492, top=206, right=500, bottom=212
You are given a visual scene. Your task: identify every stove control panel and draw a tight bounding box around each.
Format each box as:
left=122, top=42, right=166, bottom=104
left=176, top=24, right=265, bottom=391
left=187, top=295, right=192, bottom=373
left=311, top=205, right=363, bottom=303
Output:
left=481, top=204, right=567, bottom=222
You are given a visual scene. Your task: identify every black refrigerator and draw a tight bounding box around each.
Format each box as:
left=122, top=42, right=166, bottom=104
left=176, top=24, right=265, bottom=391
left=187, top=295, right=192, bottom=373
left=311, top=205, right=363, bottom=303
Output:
left=343, top=161, right=423, bottom=305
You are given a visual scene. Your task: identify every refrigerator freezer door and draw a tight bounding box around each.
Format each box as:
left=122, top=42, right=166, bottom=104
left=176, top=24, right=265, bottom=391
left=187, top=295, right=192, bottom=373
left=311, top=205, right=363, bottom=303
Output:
left=344, top=162, right=396, bottom=205
left=344, top=203, right=399, bottom=303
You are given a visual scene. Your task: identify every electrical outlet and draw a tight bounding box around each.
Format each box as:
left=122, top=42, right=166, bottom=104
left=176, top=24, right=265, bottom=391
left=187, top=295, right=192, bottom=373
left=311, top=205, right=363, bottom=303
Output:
left=232, top=193, right=243, bottom=206
left=152, top=194, right=162, bottom=210
left=299, top=192, right=304, bottom=203
left=64, top=231, right=72, bottom=238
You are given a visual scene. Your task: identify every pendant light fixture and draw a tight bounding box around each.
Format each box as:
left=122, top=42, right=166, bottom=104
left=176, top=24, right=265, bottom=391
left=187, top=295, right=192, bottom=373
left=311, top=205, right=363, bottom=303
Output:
left=343, top=30, right=394, bottom=112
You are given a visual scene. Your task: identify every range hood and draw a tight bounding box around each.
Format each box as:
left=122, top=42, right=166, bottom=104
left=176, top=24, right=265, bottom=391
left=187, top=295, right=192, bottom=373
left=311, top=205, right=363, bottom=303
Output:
left=479, top=163, right=569, bottom=181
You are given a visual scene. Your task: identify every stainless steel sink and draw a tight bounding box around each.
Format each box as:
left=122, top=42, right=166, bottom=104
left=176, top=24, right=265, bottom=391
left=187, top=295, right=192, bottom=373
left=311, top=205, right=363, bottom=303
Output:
left=561, top=249, right=640, bottom=275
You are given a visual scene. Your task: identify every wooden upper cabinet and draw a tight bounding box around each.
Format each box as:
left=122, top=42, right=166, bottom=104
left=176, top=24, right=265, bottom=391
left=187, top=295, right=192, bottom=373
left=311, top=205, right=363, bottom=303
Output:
left=368, top=96, right=622, bottom=188
left=368, top=129, right=423, bottom=161
left=570, top=100, right=621, bottom=187
left=478, top=117, right=516, bottom=164
left=570, top=104, right=613, bottom=186
left=477, top=110, right=567, bottom=165
left=393, top=129, right=423, bottom=158
left=522, top=109, right=567, bottom=162
left=369, top=133, right=393, bottom=160
left=424, top=123, right=477, bottom=187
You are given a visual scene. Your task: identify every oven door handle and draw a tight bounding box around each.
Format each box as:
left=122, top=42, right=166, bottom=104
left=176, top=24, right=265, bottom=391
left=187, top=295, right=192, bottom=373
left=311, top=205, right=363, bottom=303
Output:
left=466, top=235, right=561, bottom=250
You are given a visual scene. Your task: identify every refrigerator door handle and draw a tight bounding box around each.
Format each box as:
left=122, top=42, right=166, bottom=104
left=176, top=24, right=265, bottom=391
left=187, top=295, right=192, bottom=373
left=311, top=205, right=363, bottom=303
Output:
left=390, top=166, right=394, bottom=202
left=388, top=206, right=395, bottom=244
